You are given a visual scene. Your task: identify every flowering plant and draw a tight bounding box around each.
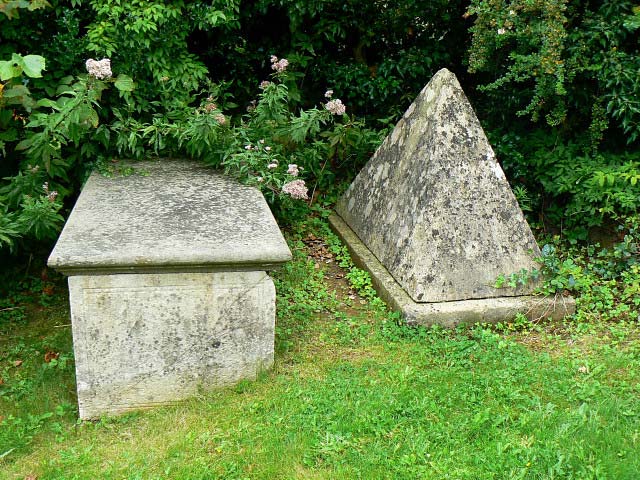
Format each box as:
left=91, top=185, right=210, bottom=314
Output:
left=118, top=55, right=381, bottom=221
left=0, top=54, right=133, bottom=251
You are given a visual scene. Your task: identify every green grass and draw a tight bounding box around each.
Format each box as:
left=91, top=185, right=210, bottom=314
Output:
left=1, top=223, right=639, bottom=479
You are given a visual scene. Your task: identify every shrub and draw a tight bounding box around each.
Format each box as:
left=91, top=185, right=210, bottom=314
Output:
left=85, top=0, right=240, bottom=115
left=467, top=0, right=640, bottom=233
left=0, top=50, right=133, bottom=251
left=467, top=0, right=640, bottom=145
left=490, top=129, right=640, bottom=236
left=109, top=56, right=382, bottom=222
left=198, top=0, right=469, bottom=119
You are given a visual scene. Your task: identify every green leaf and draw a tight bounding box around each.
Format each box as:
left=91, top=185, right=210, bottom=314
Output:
left=2, top=84, right=30, bottom=98
left=28, top=0, right=51, bottom=11
left=114, top=74, right=135, bottom=92
left=0, top=1, right=30, bottom=20
left=0, top=60, right=20, bottom=81
left=15, top=136, right=36, bottom=151
left=77, top=104, right=99, bottom=128
left=21, top=55, right=46, bottom=78
left=0, top=129, right=18, bottom=142
left=36, top=98, right=60, bottom=109
left=2, top=85, right=35, bottom=109
left=606, top=174, right=615, bottom=186
left=58, top=75, right=74, bottom=86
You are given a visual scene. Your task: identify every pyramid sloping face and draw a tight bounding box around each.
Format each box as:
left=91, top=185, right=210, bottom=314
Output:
left=336, top=69, right=541, bottom=303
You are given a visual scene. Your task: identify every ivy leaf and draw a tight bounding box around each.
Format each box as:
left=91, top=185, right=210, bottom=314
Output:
left=21, top=55, right=46, bottom=78
left=114, top=74, right=135, bottom=92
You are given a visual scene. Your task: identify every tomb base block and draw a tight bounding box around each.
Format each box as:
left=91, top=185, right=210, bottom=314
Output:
left=329, top=214, right=575, bottom=327
left=69, top=271, right=274, bottom=419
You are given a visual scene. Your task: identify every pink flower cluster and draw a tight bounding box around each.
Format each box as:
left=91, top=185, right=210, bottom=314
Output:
left=287, top=164, right=299, bottom=176
left=325, top=98, right=346, bottom=115
left=282, top=179, right=308, bottom=200
left=270, top=55, right=289, bottom=73
left=85, top=58, right=112, bottom=80
left=42, top=182, right=58, bottom=202
left=259, top=80, right=271, bottom=89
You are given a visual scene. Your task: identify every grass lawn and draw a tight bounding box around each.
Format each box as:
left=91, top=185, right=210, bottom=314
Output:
left=1, top=220, right=639, bottom=479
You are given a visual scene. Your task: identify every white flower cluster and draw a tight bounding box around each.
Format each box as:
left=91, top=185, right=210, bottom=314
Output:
left=282, top=179, right=308, bottom=200
left=85, top=58, right=112, bottom=80
left=270, top=55, right=289, bottom=73
left=244, top=140, right=271, bottom=152
left=325, top=98, right=346, bottom=115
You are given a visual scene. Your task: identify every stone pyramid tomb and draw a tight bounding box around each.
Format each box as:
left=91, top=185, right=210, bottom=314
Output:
left=330, top=68, right=574, bottom=326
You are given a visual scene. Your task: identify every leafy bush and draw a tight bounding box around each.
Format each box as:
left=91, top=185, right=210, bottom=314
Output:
left=491, top=129, right=640, bottom=235
left=0, top=49, right=133, bottom=251
left=202, top=0, right=469, bottom=119
left=2, top=0, right=639, bottom=255
left=85, top=0, right=240, bottom=115
left=467, top=0, right=640, bottom=144
left=467, top=0, right=640, bottom=235
left=108, top=56, right=381, bottom=221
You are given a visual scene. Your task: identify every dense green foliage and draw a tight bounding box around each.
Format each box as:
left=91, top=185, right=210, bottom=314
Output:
left=0, top=0, right=637, bottom=338
left=467, top=0, right=640, bottom=232
left=0, top=0, right=638, bottom=256
left=468, top=0, right=640, bottom=141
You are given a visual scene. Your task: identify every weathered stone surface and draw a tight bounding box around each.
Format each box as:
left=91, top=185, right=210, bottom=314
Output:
left=329, top=213, right=575, bottom=327
left=69, top=271, right=275, bottom=419
left=48, top=160, right=291, bottom=418
left=48, top=160, right=292, bottom=275
left=336, top=68, right=541, bottom=303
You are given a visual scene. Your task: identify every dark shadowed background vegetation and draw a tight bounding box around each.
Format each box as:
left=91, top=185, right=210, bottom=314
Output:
left=1, top=0, right=639, bottom=256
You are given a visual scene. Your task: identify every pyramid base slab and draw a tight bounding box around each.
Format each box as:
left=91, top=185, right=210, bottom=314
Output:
left=329, top=213, right=575, bottom=327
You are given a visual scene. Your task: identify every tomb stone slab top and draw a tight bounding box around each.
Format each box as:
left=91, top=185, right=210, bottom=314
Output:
left=48, top=160, right=292, bottom=274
